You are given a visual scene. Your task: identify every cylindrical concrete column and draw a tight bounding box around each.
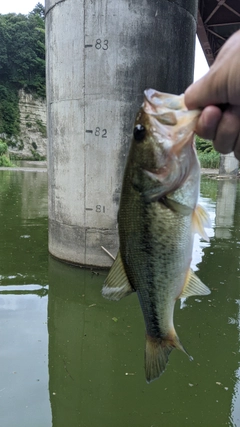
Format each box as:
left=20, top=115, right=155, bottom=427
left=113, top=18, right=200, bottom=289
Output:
left=219, top=153, right=239, bottom=176
left=46, top=0, right=198, bottom=267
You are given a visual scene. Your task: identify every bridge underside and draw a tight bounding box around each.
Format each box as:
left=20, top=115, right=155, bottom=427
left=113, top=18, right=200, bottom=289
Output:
left=198, top=0, right=240, bottom=66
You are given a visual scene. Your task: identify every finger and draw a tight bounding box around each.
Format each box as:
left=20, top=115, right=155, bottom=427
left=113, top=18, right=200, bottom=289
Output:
left=213, top=106, right=240, bottom=154
left=185, top=77, right=207, bottom=109
left=184, top=72, right=225, bottom=110
left=194, top=106, right=222, bottom=140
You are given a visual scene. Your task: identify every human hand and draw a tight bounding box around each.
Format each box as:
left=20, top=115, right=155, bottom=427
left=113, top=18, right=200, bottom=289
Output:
left=185, top=30, right=240, bottom=160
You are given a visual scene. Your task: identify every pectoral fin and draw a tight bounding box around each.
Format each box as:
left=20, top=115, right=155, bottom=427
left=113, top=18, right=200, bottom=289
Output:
left=192, top=204, right=211, bottom=241
left=180, top=269, right=211, bottom=299
left=142, top=181, right=166, bottom=203
left=160, top=197, right=193, bottom=215
left=102, top=251, right=134, bottom=301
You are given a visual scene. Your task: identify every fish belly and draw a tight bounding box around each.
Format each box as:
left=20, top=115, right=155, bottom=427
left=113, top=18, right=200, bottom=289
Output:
left=119, top=189, right=193, bottom=338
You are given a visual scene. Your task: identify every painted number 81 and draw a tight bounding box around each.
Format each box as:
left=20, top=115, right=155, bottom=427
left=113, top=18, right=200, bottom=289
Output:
left=96, top=205, right=105, bottom=213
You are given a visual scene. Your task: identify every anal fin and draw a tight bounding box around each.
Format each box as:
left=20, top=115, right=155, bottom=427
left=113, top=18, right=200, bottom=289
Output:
left=102, top=251, right=134, bottom=301
left=180, top=269, right=211, bottom=299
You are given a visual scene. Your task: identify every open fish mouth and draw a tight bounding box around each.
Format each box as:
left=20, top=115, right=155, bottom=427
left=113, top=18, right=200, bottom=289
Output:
left=143, top=88, right=201, bottom=131
left=143, top=88, right=201, bottom=154
left=144, top=88, right=186, bottom=112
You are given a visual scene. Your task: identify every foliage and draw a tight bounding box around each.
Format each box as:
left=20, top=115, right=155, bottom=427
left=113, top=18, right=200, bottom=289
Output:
left=195, top=135, right=214, bottom=153
left=195, top=135, right=220, bottom=169
left=0, top=139, right=14, bottom=166
left=197, top=150, right=220, bottom=169
left=0, top=3, right=45, bottom=96
left=0, top=84, right=20, bottom=135
left=0, top=140, right=8, bottom=155
left=30, top=148, right=46, bottom=160
left=35, top=118, right=47, bottom=137
left=32, top=141, right=37, bottom=150
left=0, top=3, right=45, bottom=137
left=0, top=154, right=13, bottom=167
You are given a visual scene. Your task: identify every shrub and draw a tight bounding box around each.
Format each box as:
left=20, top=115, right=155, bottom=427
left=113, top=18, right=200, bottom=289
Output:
left=195, top=136, right=213, bottom=153
left=35, top=119, right=47, bottom=137
left=197, top=150, right=220, bottom=169
left=0, top=155, right=13, bottom=167
left=0, top=141, right=8, bottom=155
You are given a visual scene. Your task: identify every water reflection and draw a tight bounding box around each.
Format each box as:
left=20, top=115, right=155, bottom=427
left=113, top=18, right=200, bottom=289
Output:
left=215, top=179, right=238, bottom=239
left=1, top=169, right=240, bottom=427
left=0, top=169, right=50, bottom=427
left=200, top=177, right=240, bottom=427
left=47, top=177, right=240, bottom=427
left=191, top=195, right=215, bottom=272
left=0, top=284, right=48, bottom=297
left=0, top=170, right=48, bottom=286
left=231, top=297, right=240, bottom=426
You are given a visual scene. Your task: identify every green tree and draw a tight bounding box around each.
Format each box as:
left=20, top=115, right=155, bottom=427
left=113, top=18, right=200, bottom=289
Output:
left=0, top=3, right=45, bottom=137
left=0, top=138, right=13, bottom=166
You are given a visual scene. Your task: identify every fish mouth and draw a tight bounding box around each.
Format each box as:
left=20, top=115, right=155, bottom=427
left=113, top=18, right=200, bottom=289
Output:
left=143, top=89, right=201, bottom=149
left=144, top=88, right=186, bottom=113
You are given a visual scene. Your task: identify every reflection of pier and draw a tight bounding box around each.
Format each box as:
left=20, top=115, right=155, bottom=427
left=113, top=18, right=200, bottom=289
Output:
left=0, top=284, right=48, bottom=297
left=192, top=178, right=240, bottom=426
left=231, top=299, right=240, bottom=425
left=215, top=180, right=237, bottom=239
left=20, top=171, right=48, bottom=220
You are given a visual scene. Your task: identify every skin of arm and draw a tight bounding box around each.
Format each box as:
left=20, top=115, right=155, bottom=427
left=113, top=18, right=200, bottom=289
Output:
left=184, top=30, right=240, bottom=160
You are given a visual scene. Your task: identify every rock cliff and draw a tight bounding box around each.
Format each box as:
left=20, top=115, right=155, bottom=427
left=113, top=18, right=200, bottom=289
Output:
left=8, top=89, right=47, bottom=160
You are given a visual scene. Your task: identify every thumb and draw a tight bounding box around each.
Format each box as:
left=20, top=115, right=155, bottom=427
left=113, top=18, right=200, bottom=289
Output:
left=185, top=68, right=228, bottom=110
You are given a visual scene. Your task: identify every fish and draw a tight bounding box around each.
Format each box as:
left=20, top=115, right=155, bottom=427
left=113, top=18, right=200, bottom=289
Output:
left=102, top=89, right=211, bottom=383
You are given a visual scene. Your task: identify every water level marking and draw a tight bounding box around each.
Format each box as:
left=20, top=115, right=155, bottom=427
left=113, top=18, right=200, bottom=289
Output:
left=94, top=127, right=108, bottom=137
left=96, top=205, right=105, bottom=213
left=95, top=39, right=109, bottom=50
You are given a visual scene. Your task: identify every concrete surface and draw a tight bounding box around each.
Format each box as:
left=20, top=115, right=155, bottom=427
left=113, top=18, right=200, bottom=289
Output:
left=219, top=152, right=239, bottom=176
left=45, top=0, right=198, bottom=267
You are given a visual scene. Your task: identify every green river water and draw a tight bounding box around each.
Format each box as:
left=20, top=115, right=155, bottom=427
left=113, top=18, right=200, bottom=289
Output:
left=0, top=167, right=239, bottom=427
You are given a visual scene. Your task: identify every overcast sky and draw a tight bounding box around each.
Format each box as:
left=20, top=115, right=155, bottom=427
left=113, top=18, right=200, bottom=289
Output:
left=0, top=0, right=209, bottom=83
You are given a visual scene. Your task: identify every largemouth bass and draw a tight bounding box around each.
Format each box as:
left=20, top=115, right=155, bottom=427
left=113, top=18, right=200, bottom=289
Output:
left=102, top=89, right=211, bottom=383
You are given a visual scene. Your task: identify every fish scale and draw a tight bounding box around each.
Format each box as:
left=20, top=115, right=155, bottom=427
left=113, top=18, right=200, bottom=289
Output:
left=102, top=89, right=211, bottom=382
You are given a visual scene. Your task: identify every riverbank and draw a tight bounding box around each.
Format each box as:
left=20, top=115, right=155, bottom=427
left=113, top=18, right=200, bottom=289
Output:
left=0, top=163, right=219, bottom=175
left=201, top=168, right=219, bottom=175
left=0, top=160, right=47, bottom=172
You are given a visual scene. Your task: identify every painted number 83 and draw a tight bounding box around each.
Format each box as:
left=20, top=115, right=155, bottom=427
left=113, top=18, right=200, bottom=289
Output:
left=95, top=39, right=109, bottom=50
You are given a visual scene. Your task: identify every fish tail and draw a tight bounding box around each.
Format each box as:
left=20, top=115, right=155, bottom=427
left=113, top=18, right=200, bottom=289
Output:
left=145, top=334, right=193, bottom=383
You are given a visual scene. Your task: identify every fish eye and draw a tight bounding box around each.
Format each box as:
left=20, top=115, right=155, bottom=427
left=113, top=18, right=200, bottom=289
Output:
left=133, top=124, right=146, bottom=141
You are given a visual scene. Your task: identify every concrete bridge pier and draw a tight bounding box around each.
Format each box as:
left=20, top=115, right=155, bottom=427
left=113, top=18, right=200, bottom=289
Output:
left=219, top=153, right=239, bottom=176
left=45, top=0, right=198, bottom=268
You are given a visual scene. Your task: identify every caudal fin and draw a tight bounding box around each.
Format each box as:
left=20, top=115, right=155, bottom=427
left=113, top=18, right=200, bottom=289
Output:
left=145, top=334, right=193, bottom=383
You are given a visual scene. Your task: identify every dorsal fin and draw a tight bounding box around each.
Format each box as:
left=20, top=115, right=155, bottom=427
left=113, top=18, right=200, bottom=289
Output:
left=180, top=269, right=211, bottom=299
left=102, top=251, right=134, bottom=301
